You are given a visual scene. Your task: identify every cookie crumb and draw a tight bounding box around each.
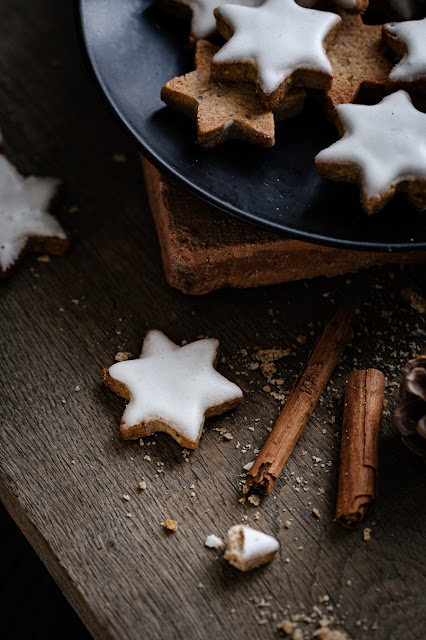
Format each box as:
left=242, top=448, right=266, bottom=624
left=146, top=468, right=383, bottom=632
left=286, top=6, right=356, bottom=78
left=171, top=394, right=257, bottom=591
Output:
left=223, top=432, right=233, bottom=440
left=248, top=494, right=261, bottom=506
left=280, top=619, right=295, bottom=634
left=36, top=254, right=50, bottom=263
left=285, top=520, right=292, bottom=529
left=205, top=534, right=224, bottom=548
left=243, top=461, right=255, bottom=471
left=138, top=481, right=147, bottom=490
left=312, top=508, right=320, bottom=518
left=363, top=527, right=372, bottom=541
left=318, top=629, right=351, bottom=640
left=164, top=519, right=178, bottom=532
left=74, top=385, right=80, bottom=392
left=112, top=153, right=127, bottom=163
left=122, top=494, right=131, bottom=501
left=115, top=351, right=132, bottom=362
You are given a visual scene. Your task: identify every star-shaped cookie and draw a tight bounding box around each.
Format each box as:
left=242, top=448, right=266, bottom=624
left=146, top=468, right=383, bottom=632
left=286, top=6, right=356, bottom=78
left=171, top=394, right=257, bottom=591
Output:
left=0, top=152, right=68, bottom=276
left=156, top=0, right=261, bottom=41
left=161, top=40, right=306, bottom=148
left=211, top=0, right=341, bottom=109
left=315, top=90, right=426, bottom=215
left=102, top=330, right=243, bottom=449
left=383, top=18, right=426, bottom=94
left=324, top=11, right=392, bottom=122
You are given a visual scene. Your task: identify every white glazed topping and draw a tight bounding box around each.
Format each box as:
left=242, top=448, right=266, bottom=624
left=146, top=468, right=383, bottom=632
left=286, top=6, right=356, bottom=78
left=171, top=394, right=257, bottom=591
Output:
left=228, top=525, right=279, bottom=561
left=0, top=155, right=64, bottom=271
left=185, top=0, right=261, bottom=39
left=385, top=18, right=426, bottom=82
left=108, top=330, right=243, bottom=443
left=205, top=534, right=224, bottom=548
left=315, top=91, right=426, bottom=200
left=214, top=0, right=341, bottom=95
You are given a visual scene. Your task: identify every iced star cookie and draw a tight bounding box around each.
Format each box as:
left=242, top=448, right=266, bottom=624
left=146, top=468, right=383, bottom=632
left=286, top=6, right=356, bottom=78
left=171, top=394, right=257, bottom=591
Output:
left=315, top=91, right=426, bottom=215
left=324, top=11, right=392, bottom=122
left=102, top=330, right=243, bottom=449
left=155, top=0, right=261, bottom=42
left=161, top=40, right=306, bottom=148
left=383, top=18, right=426, bottom=95
left=211, top=0, right=341, bottom=109
left=0, top=148, right=68, bottom=277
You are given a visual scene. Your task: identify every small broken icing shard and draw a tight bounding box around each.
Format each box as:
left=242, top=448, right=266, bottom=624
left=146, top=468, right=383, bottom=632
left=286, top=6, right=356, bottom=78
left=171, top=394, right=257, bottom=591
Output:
left=102, top=330, right=243, bottom=449
left=224, top=525, right=279, bottom=571
left=205, top=534, right=224, bottom=548
left=0, top=150, right=67, bottom=276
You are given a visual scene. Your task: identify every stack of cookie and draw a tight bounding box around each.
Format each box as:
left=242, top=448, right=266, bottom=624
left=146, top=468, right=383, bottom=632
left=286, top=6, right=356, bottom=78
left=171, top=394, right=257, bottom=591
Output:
left=159, top=0, right=426, bottom=214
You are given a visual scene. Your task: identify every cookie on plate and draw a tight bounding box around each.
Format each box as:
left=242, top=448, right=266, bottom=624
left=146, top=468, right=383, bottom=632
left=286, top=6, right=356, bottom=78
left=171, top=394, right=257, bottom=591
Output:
left=315, top=90, right=426, bottom=215
left=102, top=329, right=243, bottom=449
left=383, top=18, right=426, bottom=95
left=324, top=11, right=392, bottom=122
left=161, top=40, right=306, bottom=148
left=211, top=0, right=341, bottom=109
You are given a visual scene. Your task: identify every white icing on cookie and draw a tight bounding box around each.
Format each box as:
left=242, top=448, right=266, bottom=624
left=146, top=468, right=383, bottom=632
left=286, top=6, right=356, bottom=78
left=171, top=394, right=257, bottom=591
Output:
left=385, top=18, right=426, bottom=83
left=214, top=0, right=341, bottom=95
left=315, top=90, right=426, bottom=201
left=0, top=155, right=64, bottom=271
left=237, top=526, right=279, bottom=561
left=108, top=330, right=243, bottom=444
left=185, top=0, right=261, bottom=39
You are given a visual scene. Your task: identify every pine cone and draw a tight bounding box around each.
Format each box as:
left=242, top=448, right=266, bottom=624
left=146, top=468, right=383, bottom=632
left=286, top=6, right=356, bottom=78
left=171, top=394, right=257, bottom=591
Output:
left=394, top=354, right=426, bottom=462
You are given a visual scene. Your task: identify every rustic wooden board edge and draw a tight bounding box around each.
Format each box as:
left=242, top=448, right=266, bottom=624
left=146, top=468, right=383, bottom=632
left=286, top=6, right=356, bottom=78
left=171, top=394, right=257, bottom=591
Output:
left=141, top=157, right=426, bottom=295
left=0, top=479, right=105, bottom=640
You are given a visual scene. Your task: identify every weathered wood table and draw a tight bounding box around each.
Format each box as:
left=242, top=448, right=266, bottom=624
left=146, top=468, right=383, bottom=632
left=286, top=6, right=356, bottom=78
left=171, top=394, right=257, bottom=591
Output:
left=1, top=2, right=426, bottom=639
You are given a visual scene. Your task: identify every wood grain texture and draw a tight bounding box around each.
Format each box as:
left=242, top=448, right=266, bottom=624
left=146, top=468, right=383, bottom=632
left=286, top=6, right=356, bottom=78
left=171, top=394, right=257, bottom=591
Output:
left=142, top=160, right=426, bottom=296
left=1, top=2, right=426, bottom=640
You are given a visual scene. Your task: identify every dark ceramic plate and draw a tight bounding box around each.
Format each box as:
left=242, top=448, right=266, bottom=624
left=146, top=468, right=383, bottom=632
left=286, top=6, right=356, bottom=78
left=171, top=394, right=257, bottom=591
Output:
left=78, top=0, right=426, bottom=251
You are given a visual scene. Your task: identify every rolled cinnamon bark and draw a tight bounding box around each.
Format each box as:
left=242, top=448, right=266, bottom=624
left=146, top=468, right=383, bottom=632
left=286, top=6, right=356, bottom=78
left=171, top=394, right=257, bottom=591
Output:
left=335, top=369, right=385, bottom=528
left=245, top=309, right=353, bottom=495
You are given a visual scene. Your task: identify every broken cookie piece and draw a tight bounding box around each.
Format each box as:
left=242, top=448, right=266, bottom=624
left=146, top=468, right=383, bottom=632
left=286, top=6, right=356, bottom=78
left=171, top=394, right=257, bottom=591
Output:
left=161, top=40, right=305, bottom=149
left=0, top=141, right=68, bottom=276
left=224, top=524, right=279, bottom=571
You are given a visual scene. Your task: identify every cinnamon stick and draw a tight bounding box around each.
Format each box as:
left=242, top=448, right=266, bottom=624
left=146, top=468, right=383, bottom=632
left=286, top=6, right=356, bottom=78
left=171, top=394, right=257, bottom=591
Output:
left=335, top=369, right=385, bottom=528
left=245, top=309, right=353, bottom=496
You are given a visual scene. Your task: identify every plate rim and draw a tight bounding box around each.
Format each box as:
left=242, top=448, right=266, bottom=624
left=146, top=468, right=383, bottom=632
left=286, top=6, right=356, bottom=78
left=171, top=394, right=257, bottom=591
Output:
left=76, top=0, right=426, bottom=253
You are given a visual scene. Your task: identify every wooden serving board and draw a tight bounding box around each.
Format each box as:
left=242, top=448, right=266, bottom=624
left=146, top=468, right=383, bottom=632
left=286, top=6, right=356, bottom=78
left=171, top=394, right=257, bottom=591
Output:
left=142, top=159, right=426, bottom=296
left=1, top=2, right=426, bottom=640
